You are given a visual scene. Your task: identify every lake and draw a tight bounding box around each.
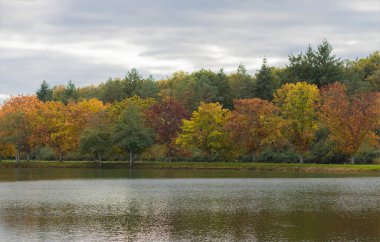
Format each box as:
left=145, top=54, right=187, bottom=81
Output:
left=0, top=168, right=379, bottom=241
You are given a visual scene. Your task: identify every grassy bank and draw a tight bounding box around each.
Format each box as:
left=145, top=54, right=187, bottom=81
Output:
left=0, top=160, right=379, bottom=173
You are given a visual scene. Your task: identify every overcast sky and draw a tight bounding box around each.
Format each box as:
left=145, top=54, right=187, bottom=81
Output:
left=0, top=0, right=379, bottom=101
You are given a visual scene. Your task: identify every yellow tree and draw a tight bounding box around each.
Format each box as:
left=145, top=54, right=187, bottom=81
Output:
left=0, top=96, right=42, bottom=164
left=176, top=102, right=234, bottom=161
left=108, top=95, right=156, bottom=121
left=67, top=98, right=107, bottom=150
left=274, top=82, right=320, bottom=163
left=320, top=82, right=380, bottom=164
left=226, top=98, right=287, bottom=162
left=32, top=101, right=72, bottom=161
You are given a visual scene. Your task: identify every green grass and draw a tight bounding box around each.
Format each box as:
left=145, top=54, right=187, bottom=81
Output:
left=0, top=160, right=379, bottom=172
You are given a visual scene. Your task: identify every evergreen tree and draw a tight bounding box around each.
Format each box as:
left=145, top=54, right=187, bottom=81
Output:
left=36, top=80, right=53, bottom=102
left=65, top=80, right=79, bottom=103
left=228, top=64, right=255, bottom=99
left=286, top=40, right=344, bottom=87
left=124, top=68, right=143, bottom=97
left=254, top=58, right=275, bottom=100
left=99, top=78, right=127, bottom=103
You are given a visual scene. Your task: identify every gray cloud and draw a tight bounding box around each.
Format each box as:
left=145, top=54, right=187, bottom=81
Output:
left=0, top=0, right=379, bottom=96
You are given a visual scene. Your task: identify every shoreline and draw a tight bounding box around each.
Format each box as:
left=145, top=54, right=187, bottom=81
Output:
left=0, top=161, right=379, bottom=173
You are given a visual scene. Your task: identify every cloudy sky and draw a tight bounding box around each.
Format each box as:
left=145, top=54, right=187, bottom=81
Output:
left=0, top=0, right=379, bottom=101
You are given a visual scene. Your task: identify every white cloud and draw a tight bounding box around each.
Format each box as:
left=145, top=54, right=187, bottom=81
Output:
left=0, top=0, right=379, bottom=96
left=0, top=94, right=10, bottom=105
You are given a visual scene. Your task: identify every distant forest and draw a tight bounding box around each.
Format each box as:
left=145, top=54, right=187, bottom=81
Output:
left=1, top=40, right=379, bottom=165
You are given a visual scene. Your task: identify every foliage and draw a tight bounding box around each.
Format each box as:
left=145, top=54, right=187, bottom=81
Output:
left=124, top=68, right=143, bottom=97
left=108, top=95, right=156, bottom=121
left=112, top=103, right=153, bottom=166
left=176, top=102, right=234, bottom=161
left=228, top=64, right=255, bottom=99
left=36, top=80, right=53, bottom=102
left=286, top=40, right=344, bottom=87
left=254, top=58, right=275, bottom=100
left=32, top=101, right=72, bottom=161
left=145, top=97, right=189, bottom=159
left=0, top=96, right=42, bottom=163
left=274, top=82, right=320, bottom=162
left=226, top=98, right=287, bottom=161
left=344, top=51, right=380, bottom=93
left=319, top=82, right=380, bottom=163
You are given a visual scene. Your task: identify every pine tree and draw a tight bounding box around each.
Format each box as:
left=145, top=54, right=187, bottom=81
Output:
left=254, top=58, right=275, bottom=100
left=36, top=80, right=53, bottom=102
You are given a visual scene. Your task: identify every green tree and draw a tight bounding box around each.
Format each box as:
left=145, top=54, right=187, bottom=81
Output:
left=79, top=112, right=111, bottom=167
left=228, top=64, right=255, bottom=99
left=65, top=80, right=79, bottom=103
left=254, top=58, right=275, bottom=100
left=138, top=77, right=159, bottom=99
left=124, top=68, right=143, bottom=97
left=344, top=51, right=380, bottom=93
left=112, top=103, right=153, bottom=167
left=99, top=78, right=127, bottom=103
left=178, top=69, right=232, bottom=110
left=286, top=40, right=344, bottom=87
left=36, top=80, right=53, bottom=102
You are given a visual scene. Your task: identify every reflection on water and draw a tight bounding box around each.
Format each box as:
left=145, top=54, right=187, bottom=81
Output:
left=0, top=167, right=379, bottom=181
left=0, top=177, right=379, bottom=241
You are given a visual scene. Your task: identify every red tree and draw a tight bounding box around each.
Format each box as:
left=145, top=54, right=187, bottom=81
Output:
left=145, top=97, right=189, bottom=160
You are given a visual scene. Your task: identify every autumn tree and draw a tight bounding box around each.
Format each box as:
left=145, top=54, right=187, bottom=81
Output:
left=112, top=103, right=153, bottom=168
left=108, top=96, right=156, bottom=121
left=32, top=101, right=72, bottom=161
left=67, top=98, right=107, bottom=150
left=0, top=96, right=42, bottom=164
left=226, top=98, right=287, bottom=162
left=176, top=102, right=233, bottom=161
left=274, top=82, right=320, bottom=163
left=0, top=144, right=15, bottom=160
left=145, top=97, right=189, bottom=160
left=320, top=82, right=380, bottom=164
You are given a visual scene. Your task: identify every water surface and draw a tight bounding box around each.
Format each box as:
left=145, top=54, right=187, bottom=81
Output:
left=0, top=168, right=379, bottom=241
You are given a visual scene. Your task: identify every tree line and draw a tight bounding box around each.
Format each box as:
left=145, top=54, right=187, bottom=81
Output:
left=0, top=41, right=379, bottom=166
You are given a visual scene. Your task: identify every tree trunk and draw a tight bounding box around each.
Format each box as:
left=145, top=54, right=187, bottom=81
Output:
left=59, top=152, right=63, bottom=162
left=99, top=154, right=102, bottom=168
left=350, top=156, right=355, bottom=164
left=252, top=151, right=256, bottom=162
left=16, top=145, right=20, bottom=166
left=297, top=154, right=304, bottom=163
left=129, top=151, right=133, bottom=168
left=26, top=153, right=30, bottom=162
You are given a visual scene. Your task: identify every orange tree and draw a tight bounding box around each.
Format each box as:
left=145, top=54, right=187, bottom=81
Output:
left=320, top=82, right=380, bottom=164
left=0, top=96, right=42, bottom=164
left=32, top=101, right=72, bottom=161
left=67, top=98, right=107, bottom=150
left=226, top=98, right=287, bottom=162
